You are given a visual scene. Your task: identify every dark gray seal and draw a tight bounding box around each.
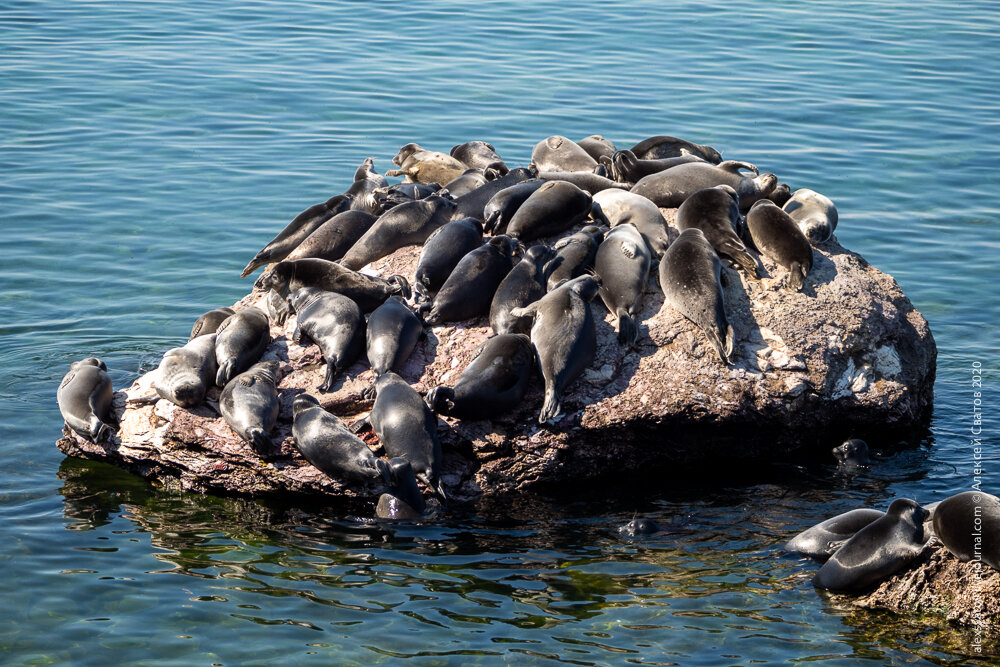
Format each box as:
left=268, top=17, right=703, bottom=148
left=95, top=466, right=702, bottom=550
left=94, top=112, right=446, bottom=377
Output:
left=630, top=160, right=777, bottom=211
left=372, top=182, right=441, bottom=213
left=746, top=199, right=814, bottom=291
left=215, top=307, right=270, bottom=387
left=932, top=491, right=1000, bottom=571
left=219, top=360, right=280, bottom=457
left=658, top=228, right=734, bottom=364
left=57, top=358, right=116, bottom=442
left=483, top=179, right=546, bottom=235
left=241, top=194, right=351, bottom=277
left=603, top=149, right=705, bottom=184
left=387, top=142, right=468, bottom=185
left=288, top=287, right=365, bottom=393
left=338, top=193, right=457, bottom=271
left=594, top=223, right=652, bottom=347
left=451, top=166, right=536, bottom=222
left=591, top=189, right=671, bottom=256
left=420, top=235, right=518, bottom=326
left=619, top=518, right=660, bottom=536
left=545, top=225, right=604, bottom=291
left=813, top=498, right=929, bottom=592
left=676, top=186, right=759, bottom=277
left=531, top=135, right=599, bottom=173
left=629, top=135, right=722, bottom=163
left=155, top=333, right=218, bottom=408
left=783, top=188, right=839, bottom=244
left=768, top=181, right=792, bottom=207
left=833, top=438, right=870, bottom=467
left=442, top=168, right=489, bottom=197
left=291, top=393, right=390, bottom=483
left=490, top=245, right=556, bottom=335
left=511, top=275, right=600, bottom=424
left=366, top=295, right=423, bottom=383
left=576, top=135, right=617, bottom=162
left=266, top=289, right=291, bottom=326
left=785, top=508, right=885, bottom=561
left=376, top=457, right=427, bottom=520
left=450, top=140, right=508, bottom=174
left=189, top=307, right=235, bottom=340
left=536, top=170, right=629, bottom=195
left=413, top=217, right=484, bottom=300
left=285, top=210, right=377, bottom=263
left=425, top=333, right=535, bottom=420
left=345, top=157, right=389, bottom=216
left=506, top=180, right=593, bottom=242
left=254, top=258, right=410, bottom=312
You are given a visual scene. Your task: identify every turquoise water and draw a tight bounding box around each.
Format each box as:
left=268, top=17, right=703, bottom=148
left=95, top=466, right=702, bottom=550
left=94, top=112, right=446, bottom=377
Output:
left=2, top=1, right=999, bottom=663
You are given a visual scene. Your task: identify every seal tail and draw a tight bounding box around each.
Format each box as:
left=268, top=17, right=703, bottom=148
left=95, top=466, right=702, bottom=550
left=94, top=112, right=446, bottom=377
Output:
left=424, top=386, right=455, bottom=415
left=374, top=458, right=392, bottom=485
left=318, top=361, right=341, bottom=393
left=706, top=324, right=734, bottom=366
left=787, top=262, right=806, bottom=291
left=216, top=360, right=237, bottom=387
left=388, top=274, right=412, bottom=300
left=538, top=388, right=562, bottom=424
left=723, top=244, right=759, bottom=278
left=617, top=309, right=638, bottom=348
left=248, top=428, right=272, bottom=457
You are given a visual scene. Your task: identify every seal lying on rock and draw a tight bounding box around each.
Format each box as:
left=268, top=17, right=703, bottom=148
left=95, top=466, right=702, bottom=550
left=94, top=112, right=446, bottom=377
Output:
left=531, top=135, right=600, bottom=173
left=631, top=160, right=777, bottom=211
left=386, top=143, right=467, bottom=185
left=629, top=134, right=722, bottom=163
left=189, top=307, right=235, bottom=340
left=545, top=225, right=604, bottom=291
left=215, top=307, right=270, bottom=387
left=288, top=287, right=365, bottom=393
left=783, top=188, right=838, bottom=244
left=604, top=149, right=704, bottom=184
left=291, top=394, right=390, bottom=484
left=506, top=180, right=593, bottom=243
left=220, top=360, right=280, bottom=458
left=58, top=358, right=116, bottom=443
left=594, top=223, right=651, bottom=347
left=932, top=491, right=1000, bottom=571
left=786, top=508, right=885, bottom=561
left=254, top=258, right=410, bottom=312
left=592, top=189, right=671, bottom=257
left=413, top=217, right=484, bottom=300
left=285, top=210, right=377, bottom=263
left=483, top=179, right=546, bottom=235
left=450, top=167, right=536, bottom=222
left=746, top=199, right=814, bottom=291
left=676, top=185, right=759, bottom=277
left=491, top=245, right=556, bottom=336
left=576, top=135, right=617, bottom=162
left=339, top=193, right=457, bottom=271
left=536, top=170, right=629, bottom=195
left=450, top=140, right=508, bottom=174
left=155, top=334, right=218, bottom=408
left=420, top=235, right=518, bottom=326
left=376, top=457, right=427, bottom=520
left=366, top=296, right=423, bottom=387
left=345, top=157, right=388, bottom=216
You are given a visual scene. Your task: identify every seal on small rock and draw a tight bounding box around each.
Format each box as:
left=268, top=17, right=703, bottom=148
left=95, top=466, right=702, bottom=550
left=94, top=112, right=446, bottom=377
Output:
left=782, top=188, right=838, bottom=244
left=676, top=186, right=759, bottom=277
left=288, top=287, right=365, bottom=393
left=386, top=143, right=468, bottom=185
left=58, top=358, right=116, bottom=443
left=155, top=334, right=218, bottom=408
left=932, top=491, right=1000, bottom=571
left=746, top=199, right=814, bottom=291
left=413, top=217, right=484, bottom=300
left=420, top=235, right=518, bottom=326
left=339, top=193, right=457, bottom=271
left=785, top=508, right=885, bottom=561
left=291, top=393, right=390, bottom=483
left=254, top=259, right=410, bottom=312
left=189, top=307, right=235, bottom=340
left=215, top=307, right=270, bottom=387
left=490, top=245, right=557, bottom=335
left=594, top=223, right=652, bottom=347
left=219, top=360, right=280, bottom=458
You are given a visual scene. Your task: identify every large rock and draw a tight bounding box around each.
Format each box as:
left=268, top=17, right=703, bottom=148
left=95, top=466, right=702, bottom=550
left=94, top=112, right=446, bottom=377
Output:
left=56, top=211, right=936, bottom=501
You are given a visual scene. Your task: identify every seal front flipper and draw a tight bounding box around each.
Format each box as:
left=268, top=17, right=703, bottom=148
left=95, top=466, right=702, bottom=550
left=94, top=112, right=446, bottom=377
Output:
left=350, top=414, right=371, bottom=434
left=718, top=160, right=758, bottom=175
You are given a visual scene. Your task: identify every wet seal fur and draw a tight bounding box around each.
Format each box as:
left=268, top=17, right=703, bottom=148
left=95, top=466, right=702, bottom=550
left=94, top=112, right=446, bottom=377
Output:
left=220, top=360, right=280, bottom=457
left=786, top=508, right=885, bottom=561
left=594, top=223, right=652, bottom=347
left=414, top=217, right=484, bottom=299
left=285, top=210, right=377, bottom=263
left=746, top=199, right=814, bottom=291
left=155, top=334, right=218, bottom=408
left=545, top=225, right=604, bottom=291
left=288, top=287, right=365, bottom=393
left=833, top=438, right=870, bottom=467
left=291, top=393, right=390, bottom=484
left=58, top=358, right=116, bottom=443
left=376, top=457, right=427, bottom=520
left=214, top=307, right=270, bottom=387
left=339, top=193, right=457, bottom=271
left=932, top=491, right=1000, bottom=571
left=254, top=258, right=410, bottom=312
left=241, top=194, right=351, bottom=277
left=366, top=295, right=423, bottom=384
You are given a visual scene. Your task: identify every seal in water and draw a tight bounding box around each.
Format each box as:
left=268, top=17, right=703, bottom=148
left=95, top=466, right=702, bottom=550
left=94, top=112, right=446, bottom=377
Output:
left=189, top=307, right=235, bottom=340
left=833, top=438, right=870, bottom=467
left=619, top=517, right=660, bottom=536
left=658, top=228, right=734, bottom=364
left=603, top=149, right=705, bottom=184
left=420, top=235, right=518, bottom=326
left=366, top=295, right=423, bottom=383
left=386, top=142, right=468, bottom=185
left=746, top=199, right=814, bottom=291
left=490, top=245, right=557, bottom=335
left=629, top=134, right=722, bottom=163
left=545, top=225, right=604, bottom=291
left=813, top=498, right=929, bottom=592
left=932, top=491, right=1000, bottom=571
left=376, top=457, right=427, bottom=520
left=506, top=180, right=593, bottom=242
left=413, top=217, right=484, bottom=300
left=511, top=275, right=600, bottom=424
left=676, top=185, right=759, bottom=277
left=450, top=140, right=508, bottom=174
left=450, top=166, right=536, bottom=222
left=338, top=193, right=457, bottom=271
left=291, top=393, right=390, bottom=483
left=483, top=179, right=546, bottom=235
left=591, top=189, right=671, bottom=256
left=214, top=307, right=270, bottom=387
left=785, top=508, right=885, bottom=561
left=536, top=170, right=629, bottom=195
left=531, top=135, right=600, bottom=173
left=58, top=358, right=116, bottom=442
left=155, top=334, right=218, bottom=408
left=425, top=333, right=535, bottom=419
left=594, top=223, right=652, bottom=347
left=254, top=258, right=410, bottom=312
left=220, top=360, right=280, bottom=457
left=285, top=210, right=377, bottom=263
left=576, top=135, right=617, bottom=162
left=782, top=188, right=838, bottom=244
left=288, top=287, right=365, bottom=392
left=630, top=160, right=777, bottom=211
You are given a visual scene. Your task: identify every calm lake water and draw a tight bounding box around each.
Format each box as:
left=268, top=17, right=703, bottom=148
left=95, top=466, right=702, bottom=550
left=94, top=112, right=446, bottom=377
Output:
left=2, top=1, right=999, bottom=664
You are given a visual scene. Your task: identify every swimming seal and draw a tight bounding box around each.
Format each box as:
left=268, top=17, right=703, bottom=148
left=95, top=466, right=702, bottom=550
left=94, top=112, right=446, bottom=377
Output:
left=576, top=135, right=617, bottom=162
left=155, top=334, right=218, bottom=408
left=420, top=235, right=518, bottom=326
left=813, top=498, right=929, bottom=592
left=57, top=358, right=116, bottom=442
left=531, top=135, right=600, bottom=173
left=220, top=360, right=280, bottom=457
left=338, top=193, right=457, bottom=271
left=490, top=245, right=557, bottom=335
left=658, top=228, right=734, bottom=364
left=545, top=225, right=604, bottom=291
left=619, top=518, right=660, bottom=536
left=603, top=149, right=705, bottom=184
left=833, top=438, right=870, bottom=467
left=254, top=259, right=410, bottom=312
left=366, top=295, right=423, bottom=383
left=594, top=223, right=652, bottom=347
left=450, top=140, right=508, bottom=174
left=932, top=491, right=1000, bottom=571
left=483, top=179, right=546, bottom=235
left=450, top=166, right=536, bottom=222
left=376, top=457, right=427, bottom=520
left=782, top=188, right=838, bottom=244
left=413, top=217, right=484, bottom=299
left=676, top=186, right=759, bottom=277
left=631, top=160, right=777, bottom=211
left=629, top=135, right=722, bottom=163
left=189, top=307, right=235, bottom=340
left=536, top=170, right=629, bottom=195
left=291, top=393, right=390, bottom=483
left=506, top=180, right=593, bottom=242
left=214, top=307, right=270, bottom=387
left=386, top=142, right=468, bottom=185
left=785, top=508, right=885, bottom=561
left=746, top=199, right=814, bottom=291
left=425, top=333, right=535, bottom=420
left=284, top=210, right=377, bottom=263
left=288, top=287, right=365, bottom=393
left=511, top=275, right=600, bottom=424
left=591, top=189, right=671, bottom=256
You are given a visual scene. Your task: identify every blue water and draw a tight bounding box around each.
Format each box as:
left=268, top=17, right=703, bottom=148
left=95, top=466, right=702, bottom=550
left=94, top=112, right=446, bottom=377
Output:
left=2, top=1, right=999, bottom=663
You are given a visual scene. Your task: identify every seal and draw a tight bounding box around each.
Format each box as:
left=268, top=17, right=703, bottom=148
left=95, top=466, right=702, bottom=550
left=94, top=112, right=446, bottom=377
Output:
left=254, top=258, right=410, bottom=312
left=355, top=371, right=445, bottom=500
left=630, top=160, right=777, bottom=211
left=536, top=170, right=630, bottom=195
left=658, top=228, right=734, bottom=364
left=450, top=140, right=508, bottom=174
left=768, top=181, right=792, bottom=207
left=425, top=333, right=535, bottom=419
left=413, top=217, right=484, bottom=300
left=676, top=186, right=759, bottom=277
left=338, top=193, right=457, bottom=271
left=288, top=287, right=365, bottom=393
left=386, top=142, right=468, bottom=185
left=372, top=182, right=441, bottom=213
left=291, top=393, right=391, bottom=483
left=220, top=360, right=280, bottom=457
left=345, top=157, right=389, bottom=215
left=510, top=275, right=600, bottom=424
left=490, top=245, right=557, bottom=335
left=241, top=193, right=351, bottom=277
left=506, top=180, right=593, bottom=242
left=154, top=333, right=218, bottom=408
left=932, top=491, right=1000, bottom=571
left=57, top=357, right=116, bottom=442
left=545, top=225, right=604, bottom=291
left=189, top=307, right=235, bottom=340
left=376, top=457, right=427, bottom=520
left=575, top=135, right=617, bottom=162
left=442, top=168, right=489, bottom=197
left=785, top=508, right=885, bottom=561
left=833, top=438, right=870, bottom=467
left=531, top=135, right=600, bottom=173
left=366, top=295, right=423, bottom=384
left=450, top=166, right=536, bottom=222
left=591, top=189, right=671, bottom=256
left=266, top=289, right=291, bottom=326
left=746, top=199, right=814, bottom=290
left=619, top=517, right=660, bottom=536
left=782, top=188, right=839, bottom=244
left=603, top=149, right=705, bottom=184
left=214, top=307, right=271, bottom=387
left=594, top=223, right=652, bottom=347
left=629, top=135, right=722, bottom=163
left=284, top=210, right=377, bottom=263
left=483, top=179, right=546, bottom=235
left=813, top=498, right=929, bottom=592
left=420, top=235, right=518, bottom=326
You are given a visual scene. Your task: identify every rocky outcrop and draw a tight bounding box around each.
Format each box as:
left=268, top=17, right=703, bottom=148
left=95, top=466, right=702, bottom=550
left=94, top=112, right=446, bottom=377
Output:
left=56, top=211, right=936, bottom=502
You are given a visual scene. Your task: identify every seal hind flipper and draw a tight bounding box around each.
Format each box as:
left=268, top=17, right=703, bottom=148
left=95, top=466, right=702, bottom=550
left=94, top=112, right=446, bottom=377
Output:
left=247, top=428, right=272, bottom=457
left=374, top=458, right=392, bottom=485
left=617, top=309, right=638, bottom=347
left=241, top=255, right=269, bottom=279
left=424, top=386, right=455, bottom=415
left=720, top=243, right=759, bottom=277
left=388, top=275, right=412, bottom=300
left=538, top=389, right=562, bottom=424
left=787, top=262, right=806, bottom=291
left=718, top=160, right=758, bottom=175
